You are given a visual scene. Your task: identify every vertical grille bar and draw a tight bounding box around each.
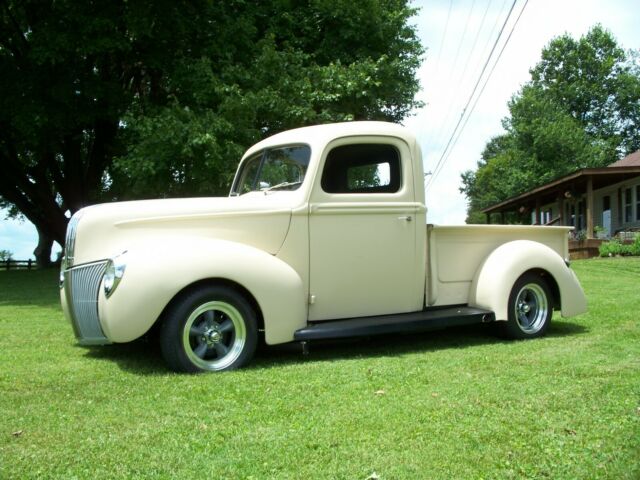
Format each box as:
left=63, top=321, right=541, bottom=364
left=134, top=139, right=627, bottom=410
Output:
left=64, top=261, right=110, bottom=345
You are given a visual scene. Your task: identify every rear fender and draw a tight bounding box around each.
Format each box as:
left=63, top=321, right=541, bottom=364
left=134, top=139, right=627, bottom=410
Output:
left=468, top=240, right=587, bottom=321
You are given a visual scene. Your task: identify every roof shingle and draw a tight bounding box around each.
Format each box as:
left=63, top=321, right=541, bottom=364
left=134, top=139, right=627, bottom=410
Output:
left=609, top=150, right=640, bottom=167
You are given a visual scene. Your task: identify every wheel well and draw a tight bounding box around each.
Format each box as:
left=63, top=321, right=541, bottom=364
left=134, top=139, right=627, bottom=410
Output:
left=157, top=278, right=265, bottom=333
left=524, top=268, right=560, bottom=310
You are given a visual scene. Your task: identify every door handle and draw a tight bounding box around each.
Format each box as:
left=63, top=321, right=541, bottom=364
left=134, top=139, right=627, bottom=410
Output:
left=398, top=215, right=412, bottom=222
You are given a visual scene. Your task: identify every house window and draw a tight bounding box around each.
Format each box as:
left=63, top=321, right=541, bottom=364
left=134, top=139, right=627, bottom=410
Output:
left=636, top=186, right=640, bottom=221
left=578, top=200, right=585, bottom=230
left=568, top=203, right=576, bottom=227
left=618, top=189, right=623, bottom=223
left=624, top=187, right=632, bottom=222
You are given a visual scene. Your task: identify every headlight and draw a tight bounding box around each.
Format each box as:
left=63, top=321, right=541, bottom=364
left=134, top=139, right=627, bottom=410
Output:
left=104, top=251, right=128, bottom=298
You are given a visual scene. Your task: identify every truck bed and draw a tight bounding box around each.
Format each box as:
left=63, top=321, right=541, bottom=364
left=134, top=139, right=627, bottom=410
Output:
left=427, top=224, right=571, bottom=306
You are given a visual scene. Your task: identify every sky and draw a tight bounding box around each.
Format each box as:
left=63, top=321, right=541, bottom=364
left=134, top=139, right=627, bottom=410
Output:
left=405, top=0, right=640, bottom=224
left=2, top=0, right=640, bottom=260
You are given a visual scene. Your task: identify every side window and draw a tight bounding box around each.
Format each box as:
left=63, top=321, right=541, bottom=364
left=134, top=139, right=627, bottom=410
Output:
left=321, top=144, right=401, bottom=194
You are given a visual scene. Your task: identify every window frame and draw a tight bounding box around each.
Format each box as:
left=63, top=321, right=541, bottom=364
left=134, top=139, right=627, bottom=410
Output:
left=624, top=187, right=632, bottom=223
left=319, top=143, right=402, bottom=195
left=231, top=143, right=311, bottom=195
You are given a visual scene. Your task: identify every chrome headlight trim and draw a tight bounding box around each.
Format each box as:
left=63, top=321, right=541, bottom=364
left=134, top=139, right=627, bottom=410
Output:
left=103, top=251, right=128, bottom=298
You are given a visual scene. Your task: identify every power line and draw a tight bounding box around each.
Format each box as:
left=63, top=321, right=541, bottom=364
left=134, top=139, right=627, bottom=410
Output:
left=428, top=0, right=529, bottom=188
left=430, top=0, right=453, bottom=82
left=430, top=0, right=478, bottom=148
left=470, top=0, right=510, bottom=89
left=430, top=0, right=494, bottom=151
left=442, top=0, right=531, bottom=179
left=425, top=0, right=520, bottom=189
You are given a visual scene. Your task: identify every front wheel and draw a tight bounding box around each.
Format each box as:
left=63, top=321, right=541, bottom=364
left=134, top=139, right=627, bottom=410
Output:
left=500, top=272, right=553, bottom=339
left=160, top=285, right=258, bottom=372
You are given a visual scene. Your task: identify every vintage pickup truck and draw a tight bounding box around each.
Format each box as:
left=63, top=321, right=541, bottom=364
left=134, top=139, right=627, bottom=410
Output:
left=60, top=121, right=587, bottom=372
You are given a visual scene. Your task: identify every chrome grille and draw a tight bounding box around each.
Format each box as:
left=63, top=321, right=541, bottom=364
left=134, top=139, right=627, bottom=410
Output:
left=64, top=208, right=88, bottom=268
left=64, top=261, right=110, bottom=345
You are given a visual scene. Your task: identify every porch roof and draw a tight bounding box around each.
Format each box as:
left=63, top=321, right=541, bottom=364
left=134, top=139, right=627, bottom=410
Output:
left=482, top=166, right=640, bottom=214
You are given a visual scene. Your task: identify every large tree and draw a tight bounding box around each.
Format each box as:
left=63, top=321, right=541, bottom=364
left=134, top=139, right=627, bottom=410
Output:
left=461, top=25, right=640, bottom=223
left=0, top=0, right=423, bottom=266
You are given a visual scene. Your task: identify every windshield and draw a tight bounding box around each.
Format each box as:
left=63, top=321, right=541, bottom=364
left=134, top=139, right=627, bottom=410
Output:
left=232, top=145, right=311, bottom=195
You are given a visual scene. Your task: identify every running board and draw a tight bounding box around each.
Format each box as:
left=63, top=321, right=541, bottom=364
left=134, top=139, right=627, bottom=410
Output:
left=294, top=306, right=495, bottom=341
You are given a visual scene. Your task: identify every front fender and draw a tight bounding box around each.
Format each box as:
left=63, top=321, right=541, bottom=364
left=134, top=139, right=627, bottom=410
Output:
left=98, top=237, right=306, bottom=345
left=469, top=240, right=587, bottom=321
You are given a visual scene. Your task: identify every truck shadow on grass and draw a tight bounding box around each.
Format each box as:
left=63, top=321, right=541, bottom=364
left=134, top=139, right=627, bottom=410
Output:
left=80, top=320, right=588, bottom=375
left=251, top=320, right=588, bottom=369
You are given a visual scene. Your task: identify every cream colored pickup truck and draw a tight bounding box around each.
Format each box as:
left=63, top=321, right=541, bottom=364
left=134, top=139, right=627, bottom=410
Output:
left=60, top=122, right=587, bottom=372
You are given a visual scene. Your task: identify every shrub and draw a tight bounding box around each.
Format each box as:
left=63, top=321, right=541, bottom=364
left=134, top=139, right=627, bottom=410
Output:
left=631, top=234, right=640, bottom=256
left=599, top=235, right=640, bottom=257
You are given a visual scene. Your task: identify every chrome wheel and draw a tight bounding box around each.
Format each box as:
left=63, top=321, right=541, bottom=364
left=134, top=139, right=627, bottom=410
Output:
left=513, top=283, right=549, bottom=334
left=182, top=301, right=247, bottom=371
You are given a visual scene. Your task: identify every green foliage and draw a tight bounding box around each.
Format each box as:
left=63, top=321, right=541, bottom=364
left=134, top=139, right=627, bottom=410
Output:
left=0, top=0, right=424, bottom=245
left=0, top=249, right=13, bottom=261
left=109, top=0, right=425, bottom=199
left=2, top=261, right=640, bottom=478
left=461, top=26, right=640, bottom=222
left=633, top=234, right=640, bottom=255
left=598, top=234, right=640, bottom=256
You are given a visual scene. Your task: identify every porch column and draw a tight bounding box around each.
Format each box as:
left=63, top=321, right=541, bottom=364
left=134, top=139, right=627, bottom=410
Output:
left=557, top=195, right=564, bottom=225
left=535, top=198, right=541, bottom=225
left=586, top=176, right=594, bottom=238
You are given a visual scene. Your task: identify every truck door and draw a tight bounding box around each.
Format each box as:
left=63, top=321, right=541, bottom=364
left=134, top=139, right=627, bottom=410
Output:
left=308, top=137, right=424, bottom=321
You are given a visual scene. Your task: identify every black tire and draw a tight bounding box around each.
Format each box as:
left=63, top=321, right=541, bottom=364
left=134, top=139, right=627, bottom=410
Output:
left=160, top=285, right=258, bottom=373
left=499, top=272, right=553, bottom=340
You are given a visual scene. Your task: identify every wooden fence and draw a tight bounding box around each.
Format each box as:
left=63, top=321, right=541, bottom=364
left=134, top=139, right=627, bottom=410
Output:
left=1, top=259, right=36, bottom=271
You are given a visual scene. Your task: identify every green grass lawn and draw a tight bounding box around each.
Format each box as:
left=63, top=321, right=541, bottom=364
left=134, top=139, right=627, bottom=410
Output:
left=1, top=259, right=638, bottom=479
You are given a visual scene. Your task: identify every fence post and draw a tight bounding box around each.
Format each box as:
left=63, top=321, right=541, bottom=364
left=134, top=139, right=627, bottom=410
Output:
left=28, top=259, right=32, bottom=270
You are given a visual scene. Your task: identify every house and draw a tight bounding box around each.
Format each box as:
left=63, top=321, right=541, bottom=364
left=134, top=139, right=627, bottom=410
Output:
left=482, top=150, right=640, bottom=257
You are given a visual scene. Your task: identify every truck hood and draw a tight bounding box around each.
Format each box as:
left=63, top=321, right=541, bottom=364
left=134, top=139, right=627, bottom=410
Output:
left=69, top=194, right=294, bottom=266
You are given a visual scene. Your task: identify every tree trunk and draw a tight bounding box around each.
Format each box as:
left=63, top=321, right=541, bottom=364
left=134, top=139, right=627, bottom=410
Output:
left=33, top=227, right=53, bottom=268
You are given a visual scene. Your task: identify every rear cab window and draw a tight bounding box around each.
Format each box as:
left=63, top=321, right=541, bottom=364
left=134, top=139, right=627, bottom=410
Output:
left=320, top=144, right=401, bottom=194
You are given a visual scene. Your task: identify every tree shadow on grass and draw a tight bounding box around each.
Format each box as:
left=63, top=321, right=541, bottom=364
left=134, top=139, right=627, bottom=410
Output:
left=79, top=319, right=588, bottom=375
left=0, top=269, right=61, bottom=308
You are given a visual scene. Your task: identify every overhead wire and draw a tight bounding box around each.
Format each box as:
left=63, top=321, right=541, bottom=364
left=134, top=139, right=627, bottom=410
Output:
left=429, top=0, right=478, bottom=149
left=425, top=0, right=521, bottom=189
left=469, top=0, right=510, bottom=87
left=430, top=0, right=495, bottom=152
left=430, top=0, right=454, bottom=82
left=439, top=0, right=531, bottom=183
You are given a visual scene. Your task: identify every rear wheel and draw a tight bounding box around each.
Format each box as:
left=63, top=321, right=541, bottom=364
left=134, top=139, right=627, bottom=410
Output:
left=500, top=273, right=552, bottom=339
left=160, top=285, right=257, bottom=372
